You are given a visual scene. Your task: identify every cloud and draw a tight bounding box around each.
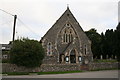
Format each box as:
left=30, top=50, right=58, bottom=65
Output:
left=119, top=1, right=120, bottom=22
left=73, top=1, right=118, bottom=33
left=0, top=0, right=119, bottom=44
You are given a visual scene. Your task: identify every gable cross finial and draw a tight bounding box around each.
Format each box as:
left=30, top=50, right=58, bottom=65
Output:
left=67, top=4, right=69, bottom=9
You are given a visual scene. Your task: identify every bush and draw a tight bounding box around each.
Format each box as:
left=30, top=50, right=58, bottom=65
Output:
left=2, top=59, right=9, bottom=63
left=10, top=38, right=45, bottom=68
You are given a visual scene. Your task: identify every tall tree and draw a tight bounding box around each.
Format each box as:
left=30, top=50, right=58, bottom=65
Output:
left=114, top=22, right=120, bottom=61
left=85, top=28, right=101, bottom=59
left=100, top=32, right=106, bottom=59
left=85, top=23, right=120, bottom=60
left=100, top=23, right=120, bottom=60
left=104, top=29, right=114, bottom=58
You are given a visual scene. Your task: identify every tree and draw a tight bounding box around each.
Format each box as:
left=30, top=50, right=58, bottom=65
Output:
left=114, top=22, right=120, bottom=61
left=99, top=23, right=120, bottom=60
left=85, top=23, right=120, bottom=61
left=104, top=29, right=113, bottom=58
left=10, top=38, right=45, bottom=68
left=100, top=32, right=106, bottom=59
left=85, top=28, right=102, bottom=59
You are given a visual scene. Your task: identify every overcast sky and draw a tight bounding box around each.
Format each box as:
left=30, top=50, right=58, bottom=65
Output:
left=0, top=0, right=119, bottom=44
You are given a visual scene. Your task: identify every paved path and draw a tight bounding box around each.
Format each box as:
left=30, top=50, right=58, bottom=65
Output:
left=2, top=70, right=119, bottom=78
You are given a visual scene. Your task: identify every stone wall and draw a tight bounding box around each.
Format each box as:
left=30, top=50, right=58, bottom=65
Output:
left=2, top=63, right=41, bottom=72
left=89, top=62, right=118, bottom=70
left=40, top=64, right=81, bottom=72
left=2, top=62, right=118, bottom=73
left=2, top=63, right=81, bottom=73
left=41, top=8, right=93, bottom=64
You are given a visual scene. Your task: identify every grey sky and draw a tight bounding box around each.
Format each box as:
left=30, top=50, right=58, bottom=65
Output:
left=0, top=0, right=119, bottom=44
left=119, top=1, right=120, bottom=22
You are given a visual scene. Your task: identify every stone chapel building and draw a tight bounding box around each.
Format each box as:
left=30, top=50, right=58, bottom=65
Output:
left=41, top=7, right=93, bottom=65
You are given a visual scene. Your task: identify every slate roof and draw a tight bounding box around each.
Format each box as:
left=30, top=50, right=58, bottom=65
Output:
left=1, top=44, right=11, bottom=50
left=41, top=7, right=90, bottom=42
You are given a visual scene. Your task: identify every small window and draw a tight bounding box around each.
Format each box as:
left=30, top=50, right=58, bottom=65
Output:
left=85, top=45, right=87, bottom=55
left=47, top=42, right=53, bottom=56
left=66, top=23, right=71, bottom=27
left=66, top=56, right=69, bottom=62
left=2, top=47, right=5, bottom=49
left=3, top=55, right=8, bottom=59
left=67, top=24, right=69, bottom=26
left=67, top=14, right=69, bottom=16
left=78, top=56, right=82, bottom=62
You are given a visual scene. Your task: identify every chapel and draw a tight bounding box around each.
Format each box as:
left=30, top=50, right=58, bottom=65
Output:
left=41, top=7, right=93, bottom=65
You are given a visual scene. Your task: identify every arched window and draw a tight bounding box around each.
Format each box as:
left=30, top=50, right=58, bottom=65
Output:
left=70, top=49, right=76, bottom=63
left=63, top=24, right=74, bottom=43
left=47, top=42, right=52, bottom=55
left=69, top=29, right=73, bottom=42
left=84, top=45, right=87, bottom=55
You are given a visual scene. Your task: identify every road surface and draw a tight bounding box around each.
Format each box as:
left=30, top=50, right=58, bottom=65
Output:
left=2, top=70, right=119, bottom=78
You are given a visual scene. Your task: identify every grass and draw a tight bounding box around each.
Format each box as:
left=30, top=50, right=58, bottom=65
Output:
left=2, top=70, right=83, bottom=75
left=2, top=72, right=29, bottom=75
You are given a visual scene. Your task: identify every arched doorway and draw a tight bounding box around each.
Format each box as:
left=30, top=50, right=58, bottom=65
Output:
left=70, top=49, right=76, bottom=63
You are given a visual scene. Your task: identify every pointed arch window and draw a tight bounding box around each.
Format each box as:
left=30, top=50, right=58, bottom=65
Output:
left=63, top=24, right=74, bottom=43
left=47, top=42, right=53, bottom=55
left=84, top=45, right=87, bottom=55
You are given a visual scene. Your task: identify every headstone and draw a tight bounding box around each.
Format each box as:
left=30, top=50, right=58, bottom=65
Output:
left=111, top=55, right=113, bottom=59
left=106, top=55, right=108, bottom=59
left=100, top=55, right=103, bottom=59
left=115, top=55, right=117, bottom=59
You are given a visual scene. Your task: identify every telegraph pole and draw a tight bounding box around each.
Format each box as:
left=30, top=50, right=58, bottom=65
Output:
left=12, top=15, right=17, bottom=42
left=0, top=9, right=17, bottom=43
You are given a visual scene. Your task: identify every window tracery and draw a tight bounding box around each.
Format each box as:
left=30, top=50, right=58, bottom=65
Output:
left=62, top=24, right=74, bottom=43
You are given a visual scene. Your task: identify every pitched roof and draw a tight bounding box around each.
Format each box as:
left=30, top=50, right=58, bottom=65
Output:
left=41, top=7, right=90, bottom=43
left=1, top=44, right=11, bottom=50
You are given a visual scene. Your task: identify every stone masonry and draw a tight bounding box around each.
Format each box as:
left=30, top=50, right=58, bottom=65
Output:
left=40, top=7, right=93, bottom=66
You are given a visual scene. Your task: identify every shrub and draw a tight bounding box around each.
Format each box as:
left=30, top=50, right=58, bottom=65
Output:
left=10, top=38, right=45, bottom=68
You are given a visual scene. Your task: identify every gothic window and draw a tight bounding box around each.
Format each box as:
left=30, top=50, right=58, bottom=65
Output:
left=47, top=42, right=53, bottom=55
left=63, top=34, right=65, bottom=42
left=69, top=34, right=71, bottom=42
left=63, top=24, right=74, bottom=43
left=66, top=34, right=68, bottom=43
